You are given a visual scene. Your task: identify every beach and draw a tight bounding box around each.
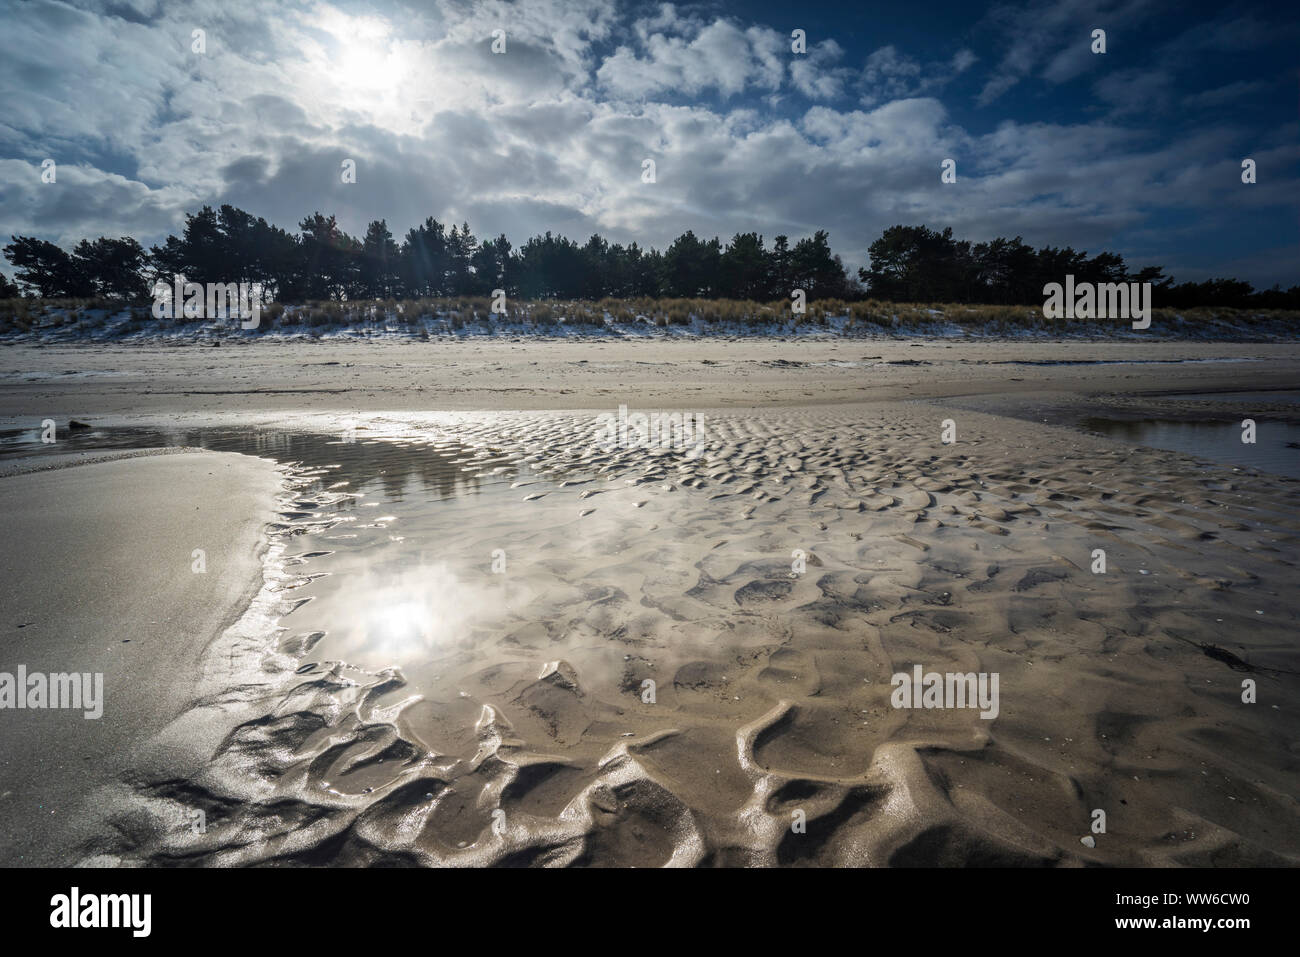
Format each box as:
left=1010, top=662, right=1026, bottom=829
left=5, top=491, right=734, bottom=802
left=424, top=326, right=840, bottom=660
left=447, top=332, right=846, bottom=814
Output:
left=2, top=338, right=1299, bottom=416
left=1, top=338, right=1297, bottom=866
left=0, top=450, right=281, bottom=865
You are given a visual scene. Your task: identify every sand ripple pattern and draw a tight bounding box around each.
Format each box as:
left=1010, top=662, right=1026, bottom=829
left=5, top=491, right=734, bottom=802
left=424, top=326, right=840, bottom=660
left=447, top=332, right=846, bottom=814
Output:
left=80, top=405, right=1300, bottom=866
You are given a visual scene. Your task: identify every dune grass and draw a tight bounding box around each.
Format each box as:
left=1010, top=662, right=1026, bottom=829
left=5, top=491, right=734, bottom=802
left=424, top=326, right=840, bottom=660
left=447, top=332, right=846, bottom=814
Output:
left=0, top=295, right=1296, bottom=339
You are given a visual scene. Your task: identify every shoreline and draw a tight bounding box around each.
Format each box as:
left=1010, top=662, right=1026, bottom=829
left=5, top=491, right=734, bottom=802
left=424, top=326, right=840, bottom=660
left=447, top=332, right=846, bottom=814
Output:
left=0, top=449, right=282, bottom=865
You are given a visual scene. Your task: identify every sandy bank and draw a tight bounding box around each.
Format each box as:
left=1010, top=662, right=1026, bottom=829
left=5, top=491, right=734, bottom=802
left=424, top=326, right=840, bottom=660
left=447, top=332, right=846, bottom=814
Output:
left=0, top=450, right=281, bottom=865
left=1, top=339, right=1298, bottom=417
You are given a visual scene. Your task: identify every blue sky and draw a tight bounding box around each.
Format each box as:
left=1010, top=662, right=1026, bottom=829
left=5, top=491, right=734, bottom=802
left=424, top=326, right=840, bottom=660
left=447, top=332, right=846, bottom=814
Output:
left=1, top=0, right=1296, bottom=287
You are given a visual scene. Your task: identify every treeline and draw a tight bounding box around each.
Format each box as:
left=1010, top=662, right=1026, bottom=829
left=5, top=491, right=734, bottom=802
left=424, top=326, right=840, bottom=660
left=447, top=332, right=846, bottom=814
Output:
left=861, top=225, right=1300, bottom=309
left=2, top=206, right=1295, bottom=309
left=1, top=205, right=851, bottom=304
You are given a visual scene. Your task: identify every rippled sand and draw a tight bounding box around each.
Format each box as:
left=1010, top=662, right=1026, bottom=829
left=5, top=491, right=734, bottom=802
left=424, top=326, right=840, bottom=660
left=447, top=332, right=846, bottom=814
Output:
left=66, top=402, right=1300, bottom=867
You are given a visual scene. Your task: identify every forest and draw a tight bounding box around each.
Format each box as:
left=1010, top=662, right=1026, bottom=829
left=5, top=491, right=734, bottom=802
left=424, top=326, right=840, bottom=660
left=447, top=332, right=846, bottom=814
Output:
left=3, top=205, right=1296, bottom=310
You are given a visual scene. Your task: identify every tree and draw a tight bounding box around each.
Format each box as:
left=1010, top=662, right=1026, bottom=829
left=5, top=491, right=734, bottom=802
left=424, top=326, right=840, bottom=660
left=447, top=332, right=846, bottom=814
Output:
left=860, top=225, right=960, bottom=301
left=298, top=212, right=360, bottom=300
left=470, top=233, right=512, bottom=295
left=664, top=230, right=713, bottom=297
left=72, top=237, right=149, bottom=300
left=2, top=236, right=91, bottom=297
left=790, top=230, right=849, bottom=299
left=256, top=222, right=305, bottom=302
left=720, top=232, right=768, bottom=300
left=153, top=205, right=226, bottom=284
left=624, top=242, right=662, bottom=297
left=515, top=231, right=584, bottom=298
left=769, top=235, right=791, bottom=299
left=447, top=222, right=477, bottom=295
left=359, top=220, right=401, bottom=299
left=971, top=236, right=1037, bottom=303
left=150, top=205, right=249, bottom=287
left=401, top=217, right=449, bottom=297
left=579, top=234, right=610, bottom=299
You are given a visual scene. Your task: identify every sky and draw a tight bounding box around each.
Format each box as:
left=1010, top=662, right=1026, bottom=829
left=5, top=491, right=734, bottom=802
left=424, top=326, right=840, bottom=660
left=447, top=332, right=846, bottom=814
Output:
left=0, top=0, right=1297, bottom=287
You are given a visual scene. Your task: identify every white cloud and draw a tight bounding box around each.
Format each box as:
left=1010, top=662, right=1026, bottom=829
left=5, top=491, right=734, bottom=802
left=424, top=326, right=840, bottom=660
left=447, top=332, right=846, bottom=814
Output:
left=0, top=0, right=1295, bottom=289
left=790, top=39, right=848, bottom=99
left=597, top=15, right=785, bottom=99
left=859, top=45, right=975, bottom=107
left=951, top=48, right=978, bottom=73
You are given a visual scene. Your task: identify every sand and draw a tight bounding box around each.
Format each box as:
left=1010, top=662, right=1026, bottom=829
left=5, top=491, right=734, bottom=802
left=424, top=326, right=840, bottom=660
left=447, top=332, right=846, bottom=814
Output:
left=0, top=450, right=281, bottom=865
left=2, top=338, right=1298, bottom=416
left=0, top=338, right=1296, bottom=866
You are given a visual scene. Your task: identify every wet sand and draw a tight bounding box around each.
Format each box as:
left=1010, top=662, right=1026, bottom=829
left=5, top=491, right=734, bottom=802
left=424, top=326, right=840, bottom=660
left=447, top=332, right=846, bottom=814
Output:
left=0, top=339, right=1296, bottom=866
left=0, top=450, right=281, bottom=865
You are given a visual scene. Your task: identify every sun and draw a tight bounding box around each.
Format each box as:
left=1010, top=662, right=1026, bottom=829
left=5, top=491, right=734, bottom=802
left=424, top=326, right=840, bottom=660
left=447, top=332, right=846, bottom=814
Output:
left=336, top=35, right=405, bottom=95
left=283, top=8, right=444, bottom=133
left=312, top=10, right=408, bottom=102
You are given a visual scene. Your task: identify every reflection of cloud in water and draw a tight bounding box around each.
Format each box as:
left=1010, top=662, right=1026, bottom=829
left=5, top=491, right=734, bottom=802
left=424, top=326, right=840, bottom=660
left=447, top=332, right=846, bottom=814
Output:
left=0, top=425, right=512, bottom=501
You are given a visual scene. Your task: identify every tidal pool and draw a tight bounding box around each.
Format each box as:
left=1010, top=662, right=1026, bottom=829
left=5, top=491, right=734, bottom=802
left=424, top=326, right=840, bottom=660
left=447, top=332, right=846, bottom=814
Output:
left=0, top=424, right=570, bottom=672
left=1082, top=416, right=1300, bottom=478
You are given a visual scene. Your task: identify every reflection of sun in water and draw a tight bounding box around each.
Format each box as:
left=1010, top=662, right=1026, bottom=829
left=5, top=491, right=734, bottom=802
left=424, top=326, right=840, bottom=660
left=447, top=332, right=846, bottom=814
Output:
left=355, top=564, right=487, bottom=661
left=371, top=599, right=427, bottom=648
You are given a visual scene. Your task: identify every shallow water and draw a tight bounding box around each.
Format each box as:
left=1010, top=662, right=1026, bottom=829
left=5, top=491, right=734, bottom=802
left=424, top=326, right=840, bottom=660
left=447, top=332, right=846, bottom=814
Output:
left=7, top=411, right=1299, bottom=866
left=1081, top=416, right=1300, bottom=478
left=1156, top=390, right=1300, bottom=405
left=0, top=423, right=511, bottom=499
left=0, top=424, right=554, bottom=672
